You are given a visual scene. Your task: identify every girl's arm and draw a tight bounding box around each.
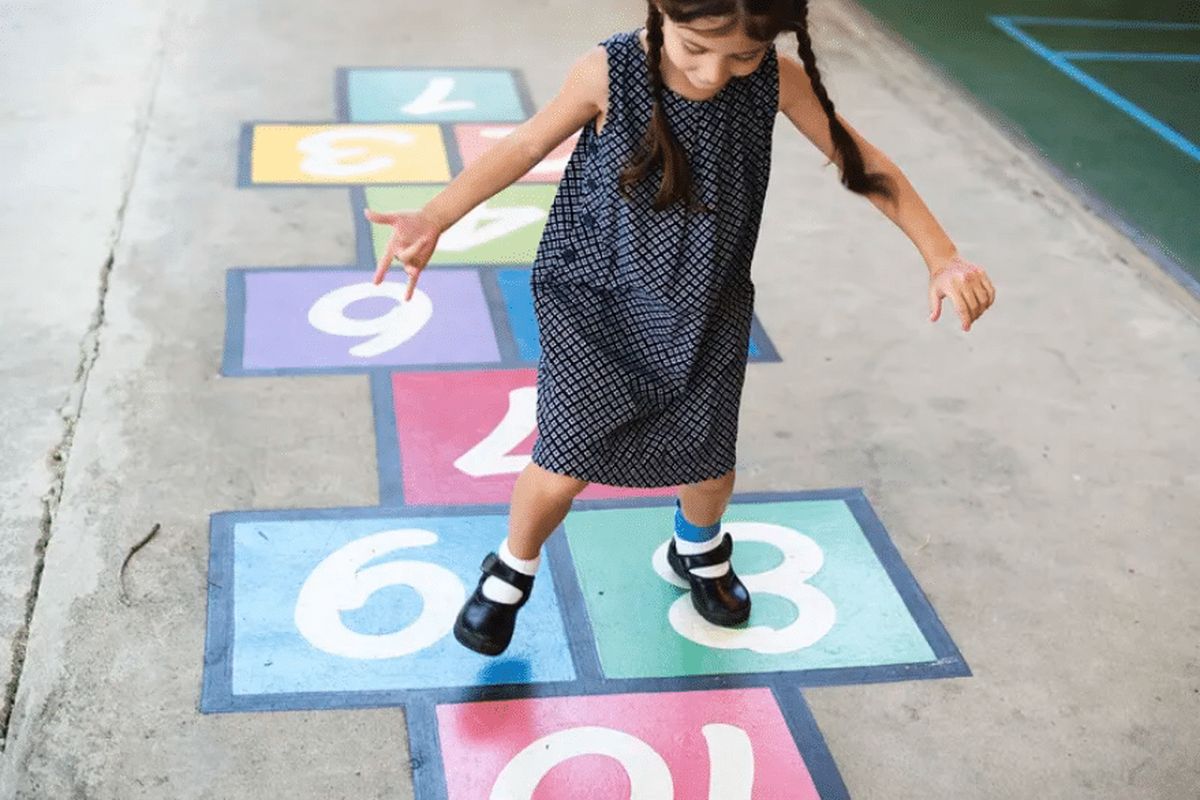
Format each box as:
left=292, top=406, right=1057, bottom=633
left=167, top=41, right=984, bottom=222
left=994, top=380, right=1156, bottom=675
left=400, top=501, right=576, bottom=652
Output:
left=421, top=46, right=609, bottom=232
left=368, top=46, right=608, bottom=289
left=777, top=55, right=996, bottom=330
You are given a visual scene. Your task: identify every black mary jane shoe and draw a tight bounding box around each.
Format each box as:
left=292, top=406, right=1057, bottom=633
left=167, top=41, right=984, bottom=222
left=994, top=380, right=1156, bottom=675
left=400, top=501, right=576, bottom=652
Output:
left=667, top=533, right=751, bottom=627
left=453, top=552, right=535, bottom=657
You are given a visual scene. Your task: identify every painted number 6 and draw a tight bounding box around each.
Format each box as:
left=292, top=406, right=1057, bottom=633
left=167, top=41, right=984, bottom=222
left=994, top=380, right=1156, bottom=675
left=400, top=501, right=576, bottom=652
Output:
left=652, top=521, right=836, bottom=654
left=294, top=529, right=465, bottom=659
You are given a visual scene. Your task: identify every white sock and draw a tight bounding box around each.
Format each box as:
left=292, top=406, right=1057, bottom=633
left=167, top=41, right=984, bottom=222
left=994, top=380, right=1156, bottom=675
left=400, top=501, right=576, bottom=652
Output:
left=481, top=539, right=540, bottom=604
left=674, top=530, right=730, bottom=578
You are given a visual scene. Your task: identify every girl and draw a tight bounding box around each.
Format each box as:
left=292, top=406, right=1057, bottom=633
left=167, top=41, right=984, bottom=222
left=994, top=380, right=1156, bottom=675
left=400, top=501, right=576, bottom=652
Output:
left=366, top=0, right=996, bottom=656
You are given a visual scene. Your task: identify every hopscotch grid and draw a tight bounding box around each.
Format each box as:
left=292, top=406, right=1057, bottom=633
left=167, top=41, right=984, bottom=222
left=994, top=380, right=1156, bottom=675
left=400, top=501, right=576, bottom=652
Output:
left=990, top=15, right=1200, bottom=162
left=213, top=64, right=972, bottom=797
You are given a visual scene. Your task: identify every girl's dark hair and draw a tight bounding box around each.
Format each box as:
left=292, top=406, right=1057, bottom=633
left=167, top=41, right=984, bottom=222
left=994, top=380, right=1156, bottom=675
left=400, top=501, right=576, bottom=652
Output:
left=620, top=0, right=894, bottom=211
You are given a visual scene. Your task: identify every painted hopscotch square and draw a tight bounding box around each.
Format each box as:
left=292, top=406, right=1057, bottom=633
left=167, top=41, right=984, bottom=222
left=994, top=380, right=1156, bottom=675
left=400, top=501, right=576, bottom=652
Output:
left=374, top=369, right=677, bottom=507
left=364, top=184, right=556, bottom=266
left=495, top=268, right=775, bottom=364
left=454, top=124, right=579, bottom=182
left=340, top=67, right=529, bottom=123
left=224, top=267, right=501, bottom=375
left=434, top=687, right=846, bottom=800
left=564, top=490, right=969, bottom=683
left=201, top=507, right=576, bottom=713
left=242, top=123, right=450, bottom=186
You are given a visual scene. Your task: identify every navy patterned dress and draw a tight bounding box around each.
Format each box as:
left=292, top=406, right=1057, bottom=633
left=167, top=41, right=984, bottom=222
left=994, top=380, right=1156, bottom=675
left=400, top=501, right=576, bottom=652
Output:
left=529, top=28, right=779, bottom=487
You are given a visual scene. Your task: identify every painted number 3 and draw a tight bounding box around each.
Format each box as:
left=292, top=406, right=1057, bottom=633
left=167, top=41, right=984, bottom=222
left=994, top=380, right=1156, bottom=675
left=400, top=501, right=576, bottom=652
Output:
left=653, top=522, right=836, bottom=654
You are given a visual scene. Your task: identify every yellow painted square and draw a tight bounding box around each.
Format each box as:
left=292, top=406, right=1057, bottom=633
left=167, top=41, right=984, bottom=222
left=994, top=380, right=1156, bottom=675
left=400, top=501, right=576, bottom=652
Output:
left=250, top=124, right=450, bottom=184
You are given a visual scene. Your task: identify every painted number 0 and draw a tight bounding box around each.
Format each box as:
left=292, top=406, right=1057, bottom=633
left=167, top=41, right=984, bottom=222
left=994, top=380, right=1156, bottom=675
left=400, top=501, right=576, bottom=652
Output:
left=491, top=723, right=754, bottom=799
left=294, top=529, right=466, bottom=659
left=653, top=521, right=836, bottom=654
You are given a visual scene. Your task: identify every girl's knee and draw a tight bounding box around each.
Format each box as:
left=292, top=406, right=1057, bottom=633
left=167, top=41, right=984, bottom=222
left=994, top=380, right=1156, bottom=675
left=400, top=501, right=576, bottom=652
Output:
left=686, top=469, right=736, bottom=495
left=530, top=463, right=589, bottom=499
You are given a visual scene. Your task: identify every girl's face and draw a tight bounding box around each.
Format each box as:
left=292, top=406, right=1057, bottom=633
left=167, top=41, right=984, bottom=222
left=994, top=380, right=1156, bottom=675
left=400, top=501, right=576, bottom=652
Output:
left=659, top=14, right=770, bottom=94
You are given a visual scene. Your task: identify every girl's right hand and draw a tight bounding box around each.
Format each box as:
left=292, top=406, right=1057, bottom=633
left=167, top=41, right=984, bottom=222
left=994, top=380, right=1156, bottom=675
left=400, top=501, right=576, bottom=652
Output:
left=363, top=208, right=442, bottom=299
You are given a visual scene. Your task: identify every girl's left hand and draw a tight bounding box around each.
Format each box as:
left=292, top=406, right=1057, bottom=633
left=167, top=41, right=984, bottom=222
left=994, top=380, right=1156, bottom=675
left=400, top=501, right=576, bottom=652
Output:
left=928, top=254, right=996, bottom=332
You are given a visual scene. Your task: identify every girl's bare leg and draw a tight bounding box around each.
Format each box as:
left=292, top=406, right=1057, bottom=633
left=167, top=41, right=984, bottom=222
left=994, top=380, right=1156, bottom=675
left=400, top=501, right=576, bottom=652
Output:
left=676, top=469, right=736, bottom=527
left=506, top=462, right=589, bottom=559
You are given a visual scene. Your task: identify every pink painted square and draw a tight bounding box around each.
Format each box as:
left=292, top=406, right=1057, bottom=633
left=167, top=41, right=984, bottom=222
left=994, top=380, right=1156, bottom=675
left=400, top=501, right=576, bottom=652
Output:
left=436, top=687, right=821, bottom=799
left=454, top=124, right=579, bottom=183
left=390, top=369, right=676, bottom=505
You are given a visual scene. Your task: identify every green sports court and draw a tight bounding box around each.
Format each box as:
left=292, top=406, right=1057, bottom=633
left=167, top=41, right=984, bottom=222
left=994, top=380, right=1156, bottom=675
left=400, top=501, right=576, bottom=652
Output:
left=856, top=0, right=1200, bottom=292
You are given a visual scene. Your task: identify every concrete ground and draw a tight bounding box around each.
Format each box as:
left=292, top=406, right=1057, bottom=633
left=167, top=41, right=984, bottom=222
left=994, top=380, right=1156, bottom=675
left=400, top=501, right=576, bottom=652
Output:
left=1, top=0, right=1197, bottom=798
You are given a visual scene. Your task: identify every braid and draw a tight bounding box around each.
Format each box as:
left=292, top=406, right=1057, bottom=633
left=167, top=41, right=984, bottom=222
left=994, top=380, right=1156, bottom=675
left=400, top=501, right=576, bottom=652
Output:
left=793, top=1, right=893, bottom=200
left=618, top=2, right=707, bottom=212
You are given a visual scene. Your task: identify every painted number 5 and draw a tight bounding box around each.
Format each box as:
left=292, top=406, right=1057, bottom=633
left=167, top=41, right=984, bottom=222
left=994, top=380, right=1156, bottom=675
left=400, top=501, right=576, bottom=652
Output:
left=652, top=521, right=836, bottom=654
left=294, top=529, right=466, bottom=659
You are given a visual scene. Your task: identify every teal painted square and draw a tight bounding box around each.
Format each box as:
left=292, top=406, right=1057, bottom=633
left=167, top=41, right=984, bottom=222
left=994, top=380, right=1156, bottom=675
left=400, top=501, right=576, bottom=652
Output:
left=229, top=512, right=574, bottom=695
left=564, top=499, right=937, bottom=679
left=347, top=69, right=526, bottom=122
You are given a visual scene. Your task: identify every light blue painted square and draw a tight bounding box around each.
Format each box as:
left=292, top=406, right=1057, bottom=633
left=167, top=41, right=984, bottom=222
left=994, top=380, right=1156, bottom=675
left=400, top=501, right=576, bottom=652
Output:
left=230, top=512, right=574, bottom=695
left=347, top=69, right=526, bottom=122
left=497, top=269, right=540, bottom=361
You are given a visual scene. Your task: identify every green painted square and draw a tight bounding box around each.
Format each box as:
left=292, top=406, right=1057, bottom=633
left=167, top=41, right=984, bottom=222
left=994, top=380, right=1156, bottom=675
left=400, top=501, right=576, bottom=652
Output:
left=365, top=184, right=557, bottom=265
left=564, top=499, right=937, bottom=679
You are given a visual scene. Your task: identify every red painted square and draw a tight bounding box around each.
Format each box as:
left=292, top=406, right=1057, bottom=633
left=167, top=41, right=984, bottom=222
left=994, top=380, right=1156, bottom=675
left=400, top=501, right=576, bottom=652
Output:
left=436, top=688, right=821, bottom=799
left=391, top=370, right=676, bottom=505
left=454, top=124, right=579, bottom=183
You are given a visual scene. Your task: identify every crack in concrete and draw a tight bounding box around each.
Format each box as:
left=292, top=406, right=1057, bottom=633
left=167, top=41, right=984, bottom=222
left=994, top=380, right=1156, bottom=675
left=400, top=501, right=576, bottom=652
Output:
left=0, top=8, right=172, bottom=752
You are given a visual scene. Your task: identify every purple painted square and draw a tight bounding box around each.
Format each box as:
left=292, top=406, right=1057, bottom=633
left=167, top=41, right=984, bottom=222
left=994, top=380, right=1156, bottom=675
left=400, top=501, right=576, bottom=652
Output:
left=240, top=269, right=500, bottom=370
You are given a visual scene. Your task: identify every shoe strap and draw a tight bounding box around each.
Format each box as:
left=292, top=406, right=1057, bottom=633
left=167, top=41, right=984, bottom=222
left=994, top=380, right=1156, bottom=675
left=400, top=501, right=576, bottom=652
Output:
left=674, top=533, right=733, bottom=570
left=480, top=552, right=535, bottom=603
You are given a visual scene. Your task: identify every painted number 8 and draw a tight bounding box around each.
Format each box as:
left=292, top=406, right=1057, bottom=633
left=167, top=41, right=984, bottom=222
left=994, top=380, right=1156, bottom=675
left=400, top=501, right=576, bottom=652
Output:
left=652, top=521, right=836, bottom=654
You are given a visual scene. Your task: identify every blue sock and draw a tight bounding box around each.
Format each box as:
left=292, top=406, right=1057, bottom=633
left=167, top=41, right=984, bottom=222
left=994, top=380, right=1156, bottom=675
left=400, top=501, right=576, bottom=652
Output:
left=674, top=499, right=720, bottom=545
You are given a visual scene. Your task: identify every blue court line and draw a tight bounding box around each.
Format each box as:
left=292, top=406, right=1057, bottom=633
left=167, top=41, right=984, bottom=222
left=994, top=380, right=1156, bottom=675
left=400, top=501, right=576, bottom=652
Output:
left=1001, top=16, right=1200, bottom=30
left=991, top=16, right=1200, bottom=164
left=1061, top=51, right=1200, bottom=62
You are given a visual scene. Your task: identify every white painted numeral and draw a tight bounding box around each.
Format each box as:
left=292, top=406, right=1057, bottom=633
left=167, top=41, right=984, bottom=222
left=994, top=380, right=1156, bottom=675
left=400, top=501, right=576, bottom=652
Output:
left=652, top=521, right=836, bottom=654
left=453, top=386, right=536, bottom=477
left=480, top=126, right=570, bottom=174
left=439, top=202, right=545, bottom=251
left=294, top=529, right=466, bottom=659
left=402, top=77, right=476, bottom=115
left=297, top=127, right=416, bottom=177
left=307, top=281, right=432, bottom=357
left=490, top=723, right=753, bottom=800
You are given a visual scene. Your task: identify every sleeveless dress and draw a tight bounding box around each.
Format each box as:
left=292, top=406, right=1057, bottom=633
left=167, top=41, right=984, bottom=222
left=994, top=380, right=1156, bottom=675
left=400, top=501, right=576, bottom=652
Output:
left=529, top=28, right=779, bottom=487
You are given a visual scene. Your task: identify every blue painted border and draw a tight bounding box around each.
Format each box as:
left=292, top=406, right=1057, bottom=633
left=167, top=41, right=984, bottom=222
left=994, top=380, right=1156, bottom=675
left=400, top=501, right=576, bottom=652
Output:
left=1000, top=16, right=1200, bottom=31
left=1060, top=51, right=1200, bottom=63
left=200, top=488, right=969, bottom=714
left=990, top=16, right=1200, bottom=163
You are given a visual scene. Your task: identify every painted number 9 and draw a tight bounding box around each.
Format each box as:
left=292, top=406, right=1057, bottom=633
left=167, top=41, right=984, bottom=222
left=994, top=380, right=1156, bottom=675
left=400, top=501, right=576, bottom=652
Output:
left=652, top=521, right=836, bottom=654
left=308, top=281, right=433, bottom=357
